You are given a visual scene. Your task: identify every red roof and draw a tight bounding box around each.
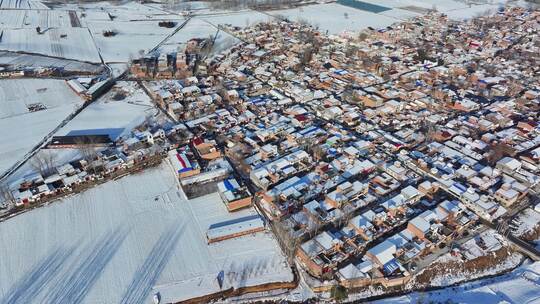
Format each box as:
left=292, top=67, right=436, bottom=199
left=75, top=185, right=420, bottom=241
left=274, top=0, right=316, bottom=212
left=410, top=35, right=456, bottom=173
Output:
left=295, top=114, right=308, bottom=122
left=192, top=137, right=204, bottom=146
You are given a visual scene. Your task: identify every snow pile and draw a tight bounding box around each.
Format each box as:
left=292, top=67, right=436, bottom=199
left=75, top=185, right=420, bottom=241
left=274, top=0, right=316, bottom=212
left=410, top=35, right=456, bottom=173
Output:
left=375, top=261, right=540, bottom=304
left=512, top=208, right=540, bottom=238
left=419, top=252, right=522, bottom=287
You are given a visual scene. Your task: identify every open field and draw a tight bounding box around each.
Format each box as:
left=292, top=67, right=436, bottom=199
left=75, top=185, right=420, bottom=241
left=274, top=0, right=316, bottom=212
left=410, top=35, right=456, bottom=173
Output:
left=160, top=17, right=240, bottom=54
left=0, top=79, right=83, bottom=176
left=267, top=3, right=402, bottom=35
left=0, top=78, right=82, bottom=118
left=0, top=162, right=293, bottom=304
left=0, top=28, right=101, bottom=63
left=0, top=51, right=104, bottom=74
left=200, top=9, right=276, bottom=28
left=0, top=0, right=47, bottom=9
left=86, top=20, right=183, bottom=62
left=0, top=9, right=74, bottom=29
left=56, top=81, right=156, bottom=137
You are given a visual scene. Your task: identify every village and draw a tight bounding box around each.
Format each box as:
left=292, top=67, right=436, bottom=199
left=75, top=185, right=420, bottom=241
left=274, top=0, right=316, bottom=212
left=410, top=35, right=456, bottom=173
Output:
left=0, top=1, right=539, bottom=303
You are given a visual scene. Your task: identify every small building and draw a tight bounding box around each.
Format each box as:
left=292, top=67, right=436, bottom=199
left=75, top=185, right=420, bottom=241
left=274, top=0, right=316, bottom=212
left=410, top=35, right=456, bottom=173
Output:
left=494, top=184, right=520, bottom=207
left=168, top=149, right=200, bottom=178
left=206, top=215, right=265, bottom=243
left=366, top=240, right=397, bottom=267
left=193, top=138, right=221, bottom=160
left=217, top=178, right=252, bottom=211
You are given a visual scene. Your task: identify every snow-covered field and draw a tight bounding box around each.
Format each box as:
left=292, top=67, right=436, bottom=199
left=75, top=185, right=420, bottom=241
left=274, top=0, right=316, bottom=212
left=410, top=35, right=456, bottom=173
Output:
left=0, top=10, right=27, bottom=28
left=0, top=51, right=104, bottom=74
left=200, top=10, right=276, bottom=28
left=86, top=20, right=182, bottom=62
left=76, top=1, right=179, bottom=22
left=265, top=0, right=519, bottom=35
left=160, top=17, right=240, bottom=54
left=0, top=0, right=46, bottom=9
left=0, top=79, right=83, bottom=175
left=0, top=162, right=292, bottom=304
left=375, top=261, right=540, bottom=304
left=0, top=78, right=82, bottom=119
left=16, top=10, right=73, bottom=28
left=267, top=3, right=405, bottom=35
left=0, top=28, right=101, bottom=63
left=56, top=81, right=156, bottom=137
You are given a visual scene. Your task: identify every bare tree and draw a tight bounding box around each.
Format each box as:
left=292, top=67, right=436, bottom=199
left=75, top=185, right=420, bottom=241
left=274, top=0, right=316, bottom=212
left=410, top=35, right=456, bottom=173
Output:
left=31, top=151, right=57, bottom=177
left=75, top=137, right=99, bottom=164
left=487, top=141, right=512, bottom=165
left=358, top=32, right=368, bottom=42
left=0, top=182, right=15, bottom=206
left=307, top=215, right=321, bottom=239
left=299, top=46, right=314, bottom=68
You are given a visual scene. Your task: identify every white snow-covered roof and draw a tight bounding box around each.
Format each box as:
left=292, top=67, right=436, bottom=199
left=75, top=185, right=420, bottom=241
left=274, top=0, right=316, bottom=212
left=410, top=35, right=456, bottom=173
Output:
left=207, top=215, right=264, bottom=241
left=410, top=216, right=430, bottom=233
left=367, top=240, right=396, bottom=265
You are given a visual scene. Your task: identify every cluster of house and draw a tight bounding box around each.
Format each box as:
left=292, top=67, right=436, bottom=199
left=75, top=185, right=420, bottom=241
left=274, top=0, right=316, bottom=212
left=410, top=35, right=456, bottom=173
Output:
left=199, top=8, right=536, bottom=286
left=4, top=119, right=184, bottom=210
left=129, top=38, right=211, bottom=79
left=143, top=77, right=226, bottom=122
left=167, top=136, right=253, bottom=212
left=48, top=6, right=537, bottom=288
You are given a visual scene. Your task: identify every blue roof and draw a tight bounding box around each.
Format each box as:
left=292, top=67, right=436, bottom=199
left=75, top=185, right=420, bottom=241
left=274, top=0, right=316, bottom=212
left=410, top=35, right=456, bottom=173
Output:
left=299, top=126, right=319, bottom=136
left=453, top=182, right=467, bottom=192
left=383, top=259, right=399, bottom=275
left=223, top=179, right=236, bottom=191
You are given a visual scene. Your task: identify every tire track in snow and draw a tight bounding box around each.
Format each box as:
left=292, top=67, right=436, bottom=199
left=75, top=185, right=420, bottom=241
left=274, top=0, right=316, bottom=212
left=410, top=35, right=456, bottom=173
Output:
left=43, top=228, right=129, bottom=304
left=2, top=247, right=74, bottom=304
left=120, top=223, right=184, bottom=304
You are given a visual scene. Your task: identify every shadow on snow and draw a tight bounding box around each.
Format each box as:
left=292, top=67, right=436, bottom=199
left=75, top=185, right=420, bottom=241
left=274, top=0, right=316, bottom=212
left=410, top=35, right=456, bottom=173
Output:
left=120, top=223, right=184, bottom=304
left=43, top=227, right=129, bottom=304
left=2, top=246, right=75, bottom=304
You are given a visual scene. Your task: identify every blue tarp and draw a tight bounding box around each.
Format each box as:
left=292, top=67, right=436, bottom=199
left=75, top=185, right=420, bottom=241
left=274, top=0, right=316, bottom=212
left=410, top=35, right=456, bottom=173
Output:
left=223, top=179, right=236, bottom=191
left=383, top=259, right=399, bottom=275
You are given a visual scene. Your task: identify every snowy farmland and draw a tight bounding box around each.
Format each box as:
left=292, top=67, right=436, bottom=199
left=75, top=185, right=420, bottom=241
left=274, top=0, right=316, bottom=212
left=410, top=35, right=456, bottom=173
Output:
left=0, top=0, right=47, bottom=9
left=75, top=1, right=181, bottom=22
left=0, top=28, right=101, bottom=63
left=267, top=3, right=404, bottom=35
left=0, top=79, right=84, bottom=176
left=0, top=51, right=104, bottom=74
left=86, top=20, right=183, bottom=62
left=0, top=162, right=293, bottom=304
left=265, top=0, right=516, bottom=35
left=56, top=81, right=156, bottom=138
left=0, top=78, right=82, bottom=119
left=200, top=10, right=277, bottom=28
left=160, top=17, right=240, bottom=55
